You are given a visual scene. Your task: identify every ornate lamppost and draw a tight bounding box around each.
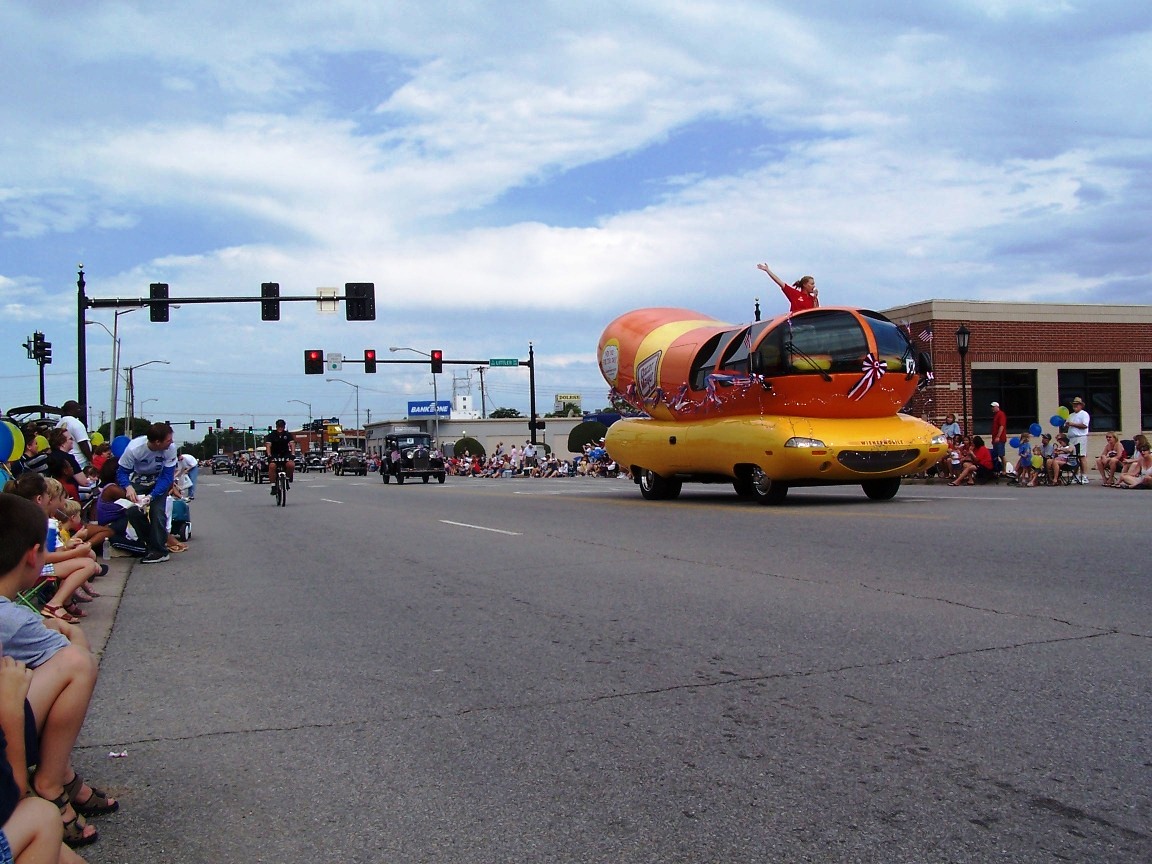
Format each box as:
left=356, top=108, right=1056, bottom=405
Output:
left=955, top=325, right=970, bottom=436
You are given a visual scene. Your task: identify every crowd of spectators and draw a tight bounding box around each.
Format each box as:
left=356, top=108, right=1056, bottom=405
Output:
left=445, top=440, right=626, bottom=479
left=924, top=414, right=1150, bottom=490
left=0, top=408, right=181, bottom=859
left=0, top=408, right=208, bottom=860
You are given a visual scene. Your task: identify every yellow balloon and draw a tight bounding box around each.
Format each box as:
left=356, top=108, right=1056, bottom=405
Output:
left=34, top=435, right=50, bottom=453
left=1031, top=455, right=1043, bottom=468
left=90, top=431, right=105, bottom=446
left=2, top=421, right=24, bottom=462
left=1057, top=406, right=1070, bottom=419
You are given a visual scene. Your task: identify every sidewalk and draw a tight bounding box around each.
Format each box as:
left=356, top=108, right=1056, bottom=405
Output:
left=82, top=551, right=134, bottom=659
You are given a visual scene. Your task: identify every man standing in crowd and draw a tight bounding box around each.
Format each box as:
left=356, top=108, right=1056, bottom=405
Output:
left=1065, top=396, right=1092, bottom=483
left=56, top=400, right=93, bottom=469
left=116, top=422, right=178, bottom=563
left=990, top=401, right=1008, bottom=474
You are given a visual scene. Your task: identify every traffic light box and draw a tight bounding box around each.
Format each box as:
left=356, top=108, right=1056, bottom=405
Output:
left=345, top=283, right=375, bottom=321
left=149, top=282, right=170, bottom=322
left=364, top=349, right=377, bottom=373
left=430, top=349, right=443, bottom=374
left=304, top=349, right=324, bottom=374
left=261, top=282, right=280, bottom=321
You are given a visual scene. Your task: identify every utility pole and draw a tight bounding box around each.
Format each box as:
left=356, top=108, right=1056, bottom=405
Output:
left=475, top=366, right=488, bottom=418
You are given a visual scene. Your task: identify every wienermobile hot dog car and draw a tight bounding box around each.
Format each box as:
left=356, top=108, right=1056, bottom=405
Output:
left=598, top=306, right=946, bottom=504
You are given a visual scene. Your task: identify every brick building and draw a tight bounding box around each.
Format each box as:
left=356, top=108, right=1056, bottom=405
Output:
left=882, top=300, right=1152, bottom=448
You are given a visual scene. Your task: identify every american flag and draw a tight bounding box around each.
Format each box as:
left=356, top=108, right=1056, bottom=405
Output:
left=920, top=328, right=933, bottom=343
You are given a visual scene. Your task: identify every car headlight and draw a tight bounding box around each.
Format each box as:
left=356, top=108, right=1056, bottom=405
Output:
left=931, top=433, right=948, bottom=446
left=784, top=437, right=828, bottom=448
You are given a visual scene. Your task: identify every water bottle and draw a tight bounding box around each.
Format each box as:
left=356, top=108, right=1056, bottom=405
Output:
left=47, top=517, right=59, bottom=553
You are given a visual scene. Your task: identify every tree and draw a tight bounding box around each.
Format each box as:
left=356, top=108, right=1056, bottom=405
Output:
left=489, top=407, right=521, bottom=419
left=453, top=437, right=486, bottom=458
left=568, top=421, right=608, bottom=454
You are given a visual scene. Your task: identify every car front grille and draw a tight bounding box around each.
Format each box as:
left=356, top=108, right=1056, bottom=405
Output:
left=836, top=449, right=921, bottom=473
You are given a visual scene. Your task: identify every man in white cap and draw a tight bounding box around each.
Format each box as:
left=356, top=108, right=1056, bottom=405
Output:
left=1065, top=397, right=1091, bottom=483
left=990, top=401, right=1008, bottom=474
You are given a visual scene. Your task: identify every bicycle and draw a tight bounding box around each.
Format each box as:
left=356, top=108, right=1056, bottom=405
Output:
left=270, top=457, right=291, bottom=506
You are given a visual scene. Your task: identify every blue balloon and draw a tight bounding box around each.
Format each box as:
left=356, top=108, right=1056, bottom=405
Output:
left=1009, top=436, right=1020, bottom=448
left=0, top=423, right=13, bottom=462
left=1029, top=422, right=1042, bottom=437
left=111, top=435, right=131, bottom=458
left=1050, top=415, right=1065, bottom=428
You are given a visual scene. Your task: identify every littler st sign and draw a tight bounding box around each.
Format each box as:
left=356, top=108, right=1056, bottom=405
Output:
left=488, top=358, right=518, bottom=367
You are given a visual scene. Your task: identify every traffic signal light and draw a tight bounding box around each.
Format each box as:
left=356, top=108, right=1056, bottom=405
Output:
left=31, top=332, right=52, bottom=365
left=430, top=349, right=443, bottom=374
left=364, top=349, right=377, bottom=373
left=216, top=419, right=221, bottom=429
left=304, top=349, right=324, bottom=375
left=345, top=283, right=376, bottom=321
left=149, top=282, right=170, bottom=322
left=530, top=417, right=546, bottom=430
left=190, top=420, right=196, bottom=429
left=260, top=282, right=280, bottom=321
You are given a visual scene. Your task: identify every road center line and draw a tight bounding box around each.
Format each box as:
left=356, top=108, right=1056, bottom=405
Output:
left=440, top=520, right=521, bottom=536
left=320, top=498, right=344, bottom=504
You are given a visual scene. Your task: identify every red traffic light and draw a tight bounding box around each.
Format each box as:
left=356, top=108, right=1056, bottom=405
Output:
left=364, top=349, right=377, bottom=373
left=304, top=349, right=324, bottom=375
left=430, top=349, right=443, bottom=374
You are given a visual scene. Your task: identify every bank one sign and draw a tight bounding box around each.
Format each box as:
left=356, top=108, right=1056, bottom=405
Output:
left=408, top=400, right=452, bottom=417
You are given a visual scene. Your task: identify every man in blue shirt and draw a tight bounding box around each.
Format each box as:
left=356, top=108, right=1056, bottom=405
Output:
left=116, top=422, right=178, bottom=564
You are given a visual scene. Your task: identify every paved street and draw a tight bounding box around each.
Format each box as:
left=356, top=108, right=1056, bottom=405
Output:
left=79, top=473, right=1150, bottom=863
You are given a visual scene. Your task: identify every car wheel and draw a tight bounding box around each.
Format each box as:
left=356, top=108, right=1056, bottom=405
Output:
left=382, top=472, right=390, bottom=483
left=639, top=468, right=681, bottom=500
left=422, top=475, right=430, bottom=484
left=861, top=477, right=901, bottom=500
left=437, top=473, right=446, bottom=484
left=396, top=474, right=405, bottom=485
left=750, top=467, right=788, bottom=505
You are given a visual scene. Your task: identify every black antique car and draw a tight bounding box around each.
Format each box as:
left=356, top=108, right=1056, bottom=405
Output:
left=333, top=447, right=368, bottom=476
left=381, top=432, right=446, bottom=484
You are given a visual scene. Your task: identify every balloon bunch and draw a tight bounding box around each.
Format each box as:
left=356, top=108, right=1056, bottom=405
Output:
left=1049, top=405, right=1071, bottom=428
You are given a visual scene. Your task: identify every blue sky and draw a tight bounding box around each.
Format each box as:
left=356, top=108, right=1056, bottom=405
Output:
left=3, top=1, right=1150, bottom=434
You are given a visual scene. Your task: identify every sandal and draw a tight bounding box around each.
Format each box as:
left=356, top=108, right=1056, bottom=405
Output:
left=39, top=789, right=98, bottom=847
left=41, top=604, right=80, bottom=624
left=166, top=541, right=189, bottom=553
left=947, top=481, right=960, bottom=487
left=64, top=772, right=120, bottom=817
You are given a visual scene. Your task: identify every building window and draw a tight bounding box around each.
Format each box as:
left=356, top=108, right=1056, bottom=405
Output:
left=1058, top=370, right=1121, bottom=431
left=1141, top=369, right=1152, bottom=432
left=972, top=370, right=1038, bottom=434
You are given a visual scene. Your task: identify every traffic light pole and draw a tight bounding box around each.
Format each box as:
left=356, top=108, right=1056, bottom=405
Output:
left=76, top=272, right=375, bottom=420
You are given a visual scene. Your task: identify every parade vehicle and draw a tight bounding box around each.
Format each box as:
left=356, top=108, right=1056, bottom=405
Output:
left=381, top=429, right=446, bottom=484
left=598, top=305, right=944, bottom=504
left=210, top=455, right=232, bottom=474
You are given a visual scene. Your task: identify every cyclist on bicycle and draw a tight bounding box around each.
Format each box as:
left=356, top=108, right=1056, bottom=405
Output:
left=265, top=419, right=296, bottom=494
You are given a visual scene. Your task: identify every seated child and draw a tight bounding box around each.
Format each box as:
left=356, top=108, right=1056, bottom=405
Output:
left=1047, top=434, right=1075, bottom=484
left=95, top=485, right=149, bottom=557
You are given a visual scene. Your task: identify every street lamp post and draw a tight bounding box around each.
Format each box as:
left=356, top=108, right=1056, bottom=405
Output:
left=955, top=325, right=970, bottom=437
left=84, top=319, right=118, bottom=438
left=389, top=346, right=440, bottom=443
left=103, top=360, right=169, bottom=436
left=326, top=379, right=360, bottom=441
left=288, top=399, right=312, bottom=428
